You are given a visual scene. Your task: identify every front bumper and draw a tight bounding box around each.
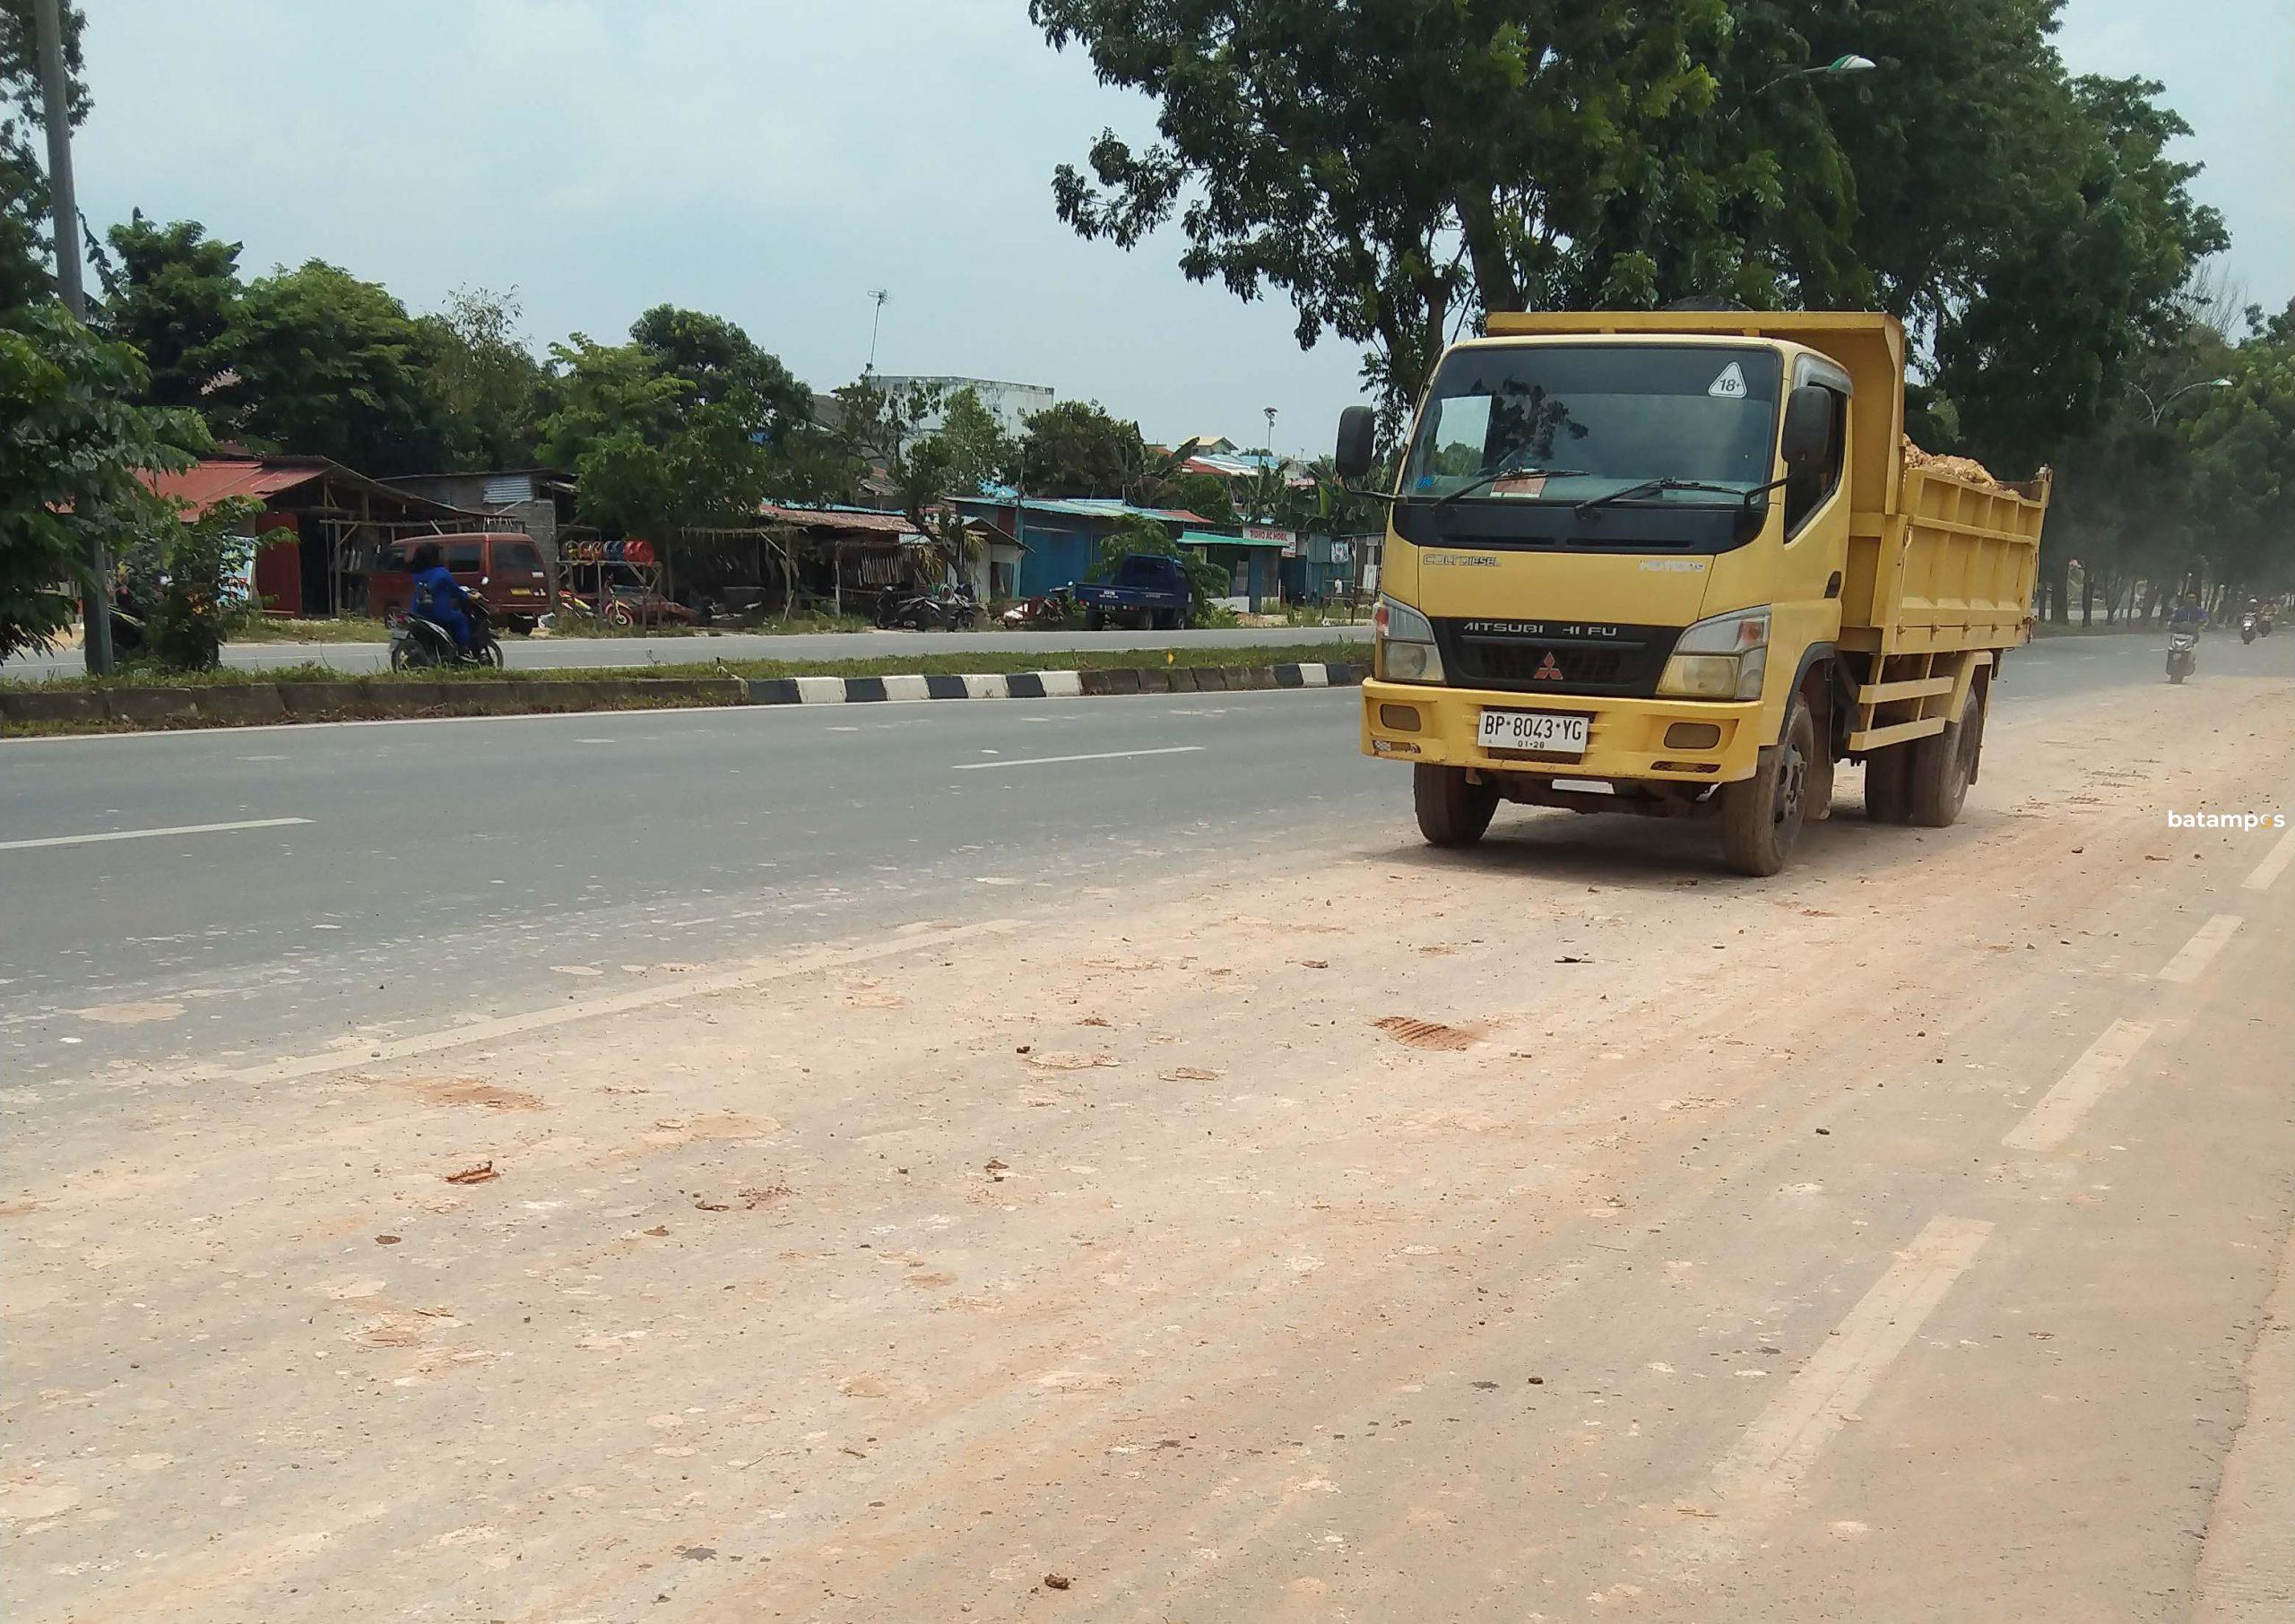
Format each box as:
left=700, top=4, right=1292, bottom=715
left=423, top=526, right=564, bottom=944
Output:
left=1359, top=679, right=1767, bottom=784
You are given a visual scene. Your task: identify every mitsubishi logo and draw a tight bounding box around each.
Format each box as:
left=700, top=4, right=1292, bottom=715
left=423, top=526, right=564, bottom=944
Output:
left=1532, top=652, right=1564, bottom=681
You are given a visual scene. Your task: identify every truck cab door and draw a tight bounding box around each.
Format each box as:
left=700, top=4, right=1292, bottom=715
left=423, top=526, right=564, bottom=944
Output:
left=1769, top=368, right=1853, bottom=688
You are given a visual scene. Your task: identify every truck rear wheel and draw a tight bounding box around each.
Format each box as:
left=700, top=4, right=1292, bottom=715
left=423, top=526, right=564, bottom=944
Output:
left=1414, top=765, right=1500, bottom=849
left=1085, top=609, right=1106, bottom=631
left=1863, top=744, right=1915, bottom=824
left=1720, top=697, right=1815, bottom=877
left=1910, top=688, right=1985, bottom=827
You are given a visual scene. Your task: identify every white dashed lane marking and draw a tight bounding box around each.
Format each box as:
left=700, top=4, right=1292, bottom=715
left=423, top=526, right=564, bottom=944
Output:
left=2158, top=914, right=2243, bottom=984
left=950, top=746, right=1206, bottom=772
left=1708, top=1215, right=1994, bottom=1507
left=0, top=816, right=312, bottom=853
left=2004, top=1020, right=2156, bottom=1153
left=2244, top=829, right=2295, bottom=893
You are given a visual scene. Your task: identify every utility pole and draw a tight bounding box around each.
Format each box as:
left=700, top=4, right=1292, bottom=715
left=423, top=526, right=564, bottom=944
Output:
left=865, top=289, right=889, bottom=376
left=34, top=0, right=112, bottom=675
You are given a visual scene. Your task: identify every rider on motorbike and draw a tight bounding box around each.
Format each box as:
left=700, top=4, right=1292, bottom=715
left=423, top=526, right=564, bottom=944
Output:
left=408, top=543, right=476, bottom=654
left=2169, top=594, right=2208, bottom=632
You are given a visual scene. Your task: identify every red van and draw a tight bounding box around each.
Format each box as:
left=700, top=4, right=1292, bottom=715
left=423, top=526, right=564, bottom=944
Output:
left=361, top=532, right=550, bottom=631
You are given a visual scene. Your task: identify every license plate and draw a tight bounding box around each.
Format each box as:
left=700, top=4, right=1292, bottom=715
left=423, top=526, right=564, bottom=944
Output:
left=1477, top=707, right=1589, bottom=756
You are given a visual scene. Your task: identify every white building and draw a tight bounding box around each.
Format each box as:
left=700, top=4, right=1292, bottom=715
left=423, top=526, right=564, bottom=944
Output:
left=871, top=376, right=1055, bottom=438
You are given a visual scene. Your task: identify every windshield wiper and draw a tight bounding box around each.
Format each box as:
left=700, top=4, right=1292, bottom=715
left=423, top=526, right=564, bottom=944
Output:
left=1433, top=465, right=1591, bottom=509
left=1574, top=475, right=1787, bottom=518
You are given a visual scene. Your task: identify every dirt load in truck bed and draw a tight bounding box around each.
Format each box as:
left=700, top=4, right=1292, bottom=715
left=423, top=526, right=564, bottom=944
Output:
left=1902, top=435, right=2009, bottom=491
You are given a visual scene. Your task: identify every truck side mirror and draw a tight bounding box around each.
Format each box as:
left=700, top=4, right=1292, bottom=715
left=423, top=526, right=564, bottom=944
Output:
left=1781, top=385, right=1832, bottom=468
left=1335, top=406, right=1377, bottom=483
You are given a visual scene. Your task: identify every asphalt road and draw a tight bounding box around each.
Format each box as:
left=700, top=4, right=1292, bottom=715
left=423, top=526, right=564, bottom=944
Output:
left=4, top=621, right=2289, bottom=1623
left=1, top=629, right=2284, bottom=1099
left=0, top=621, right=1372, bottom=679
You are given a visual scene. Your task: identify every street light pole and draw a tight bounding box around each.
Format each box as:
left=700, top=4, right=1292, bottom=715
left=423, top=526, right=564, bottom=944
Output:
left=2133, top=376, right=2233, bottom=426
left=34, top=0, right=112, bottom=675
left=1753, top=54, right=1877, bottom=98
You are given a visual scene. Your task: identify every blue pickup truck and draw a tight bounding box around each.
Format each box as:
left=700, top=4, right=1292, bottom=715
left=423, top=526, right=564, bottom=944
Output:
left=1073, top=553, right=1194, bottom=630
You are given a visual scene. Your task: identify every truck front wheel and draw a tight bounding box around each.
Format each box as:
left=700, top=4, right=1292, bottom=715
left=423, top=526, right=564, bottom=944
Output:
left=1085, top=609, right=1106, bottom=631
left=1414, top=765, right=1500, bottom=849
left=1720, top=697, right=1815, bottom=877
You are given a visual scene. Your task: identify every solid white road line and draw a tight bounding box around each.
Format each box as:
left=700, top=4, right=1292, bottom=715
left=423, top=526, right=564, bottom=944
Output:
left=2159, top=914, right=2244, bottom=984
left=223, top=918, right=1018, bottom=1086
left=2004, top=1019, right=2156, bottom=1153
left=2244, top=829, right=2295, bottom=893
left=0, top=816, right=312, bottom=853
left=1709, top=1215, right=1993, bottom=1506
left=949, top=745, right=1206, bottom=772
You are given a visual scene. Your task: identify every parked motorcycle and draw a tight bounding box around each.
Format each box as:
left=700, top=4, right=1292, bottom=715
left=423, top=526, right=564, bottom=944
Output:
left=2166, top=629, right=2198, bottom=685
left=875, top=587, right=983, bottom=632
left=390, top=597, right=503, bottom=670
left=1000, top=586, right=1079, bottom=629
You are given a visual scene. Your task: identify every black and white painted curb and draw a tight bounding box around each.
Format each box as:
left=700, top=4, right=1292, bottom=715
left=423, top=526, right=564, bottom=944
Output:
left=0, top=662, right=1365, bottom=732
left=744, top=661, right=1362, bottom=704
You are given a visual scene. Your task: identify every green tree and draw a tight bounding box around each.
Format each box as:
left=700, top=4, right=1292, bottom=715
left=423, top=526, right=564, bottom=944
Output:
left=1033, top=0, right=1733, bottom=417
left=1033, top=0, right=2225, bottom=470
left=1018, top=399, right=1142, bottom=496
left=1167, top=471, right=1236, bottom=525
left=935, top=385, right=1018, bottom=495
left=210, top=260, right=450, bottom=472
left=631, top=304, right=812, bottom=436
left=1933, top=73, right=2227, bottom=477
left=539, top=307, right=816, bottom=556
left=1091, top=514, right=1228, bottom=623
left=1, top=304, right=211, bottom=660
left=419, top=284, right=546, bottom=470
left=1, top=1, right=230, bottom=667
left=2183, top=305, right=2295, bottom=603
left=0, top=0, right=84, bottom=309
left=94, top=212, right=241, bottom=410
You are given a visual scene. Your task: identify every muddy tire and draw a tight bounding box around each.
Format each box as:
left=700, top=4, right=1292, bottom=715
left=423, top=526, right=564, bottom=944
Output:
left=1863, top=743, right=1916, bottom=823
left=1910, top=689, right=1984, bottom=827
left=1414, top=765, right=1500, bottom=849
left=1720, top=697, right=1815, bottom=877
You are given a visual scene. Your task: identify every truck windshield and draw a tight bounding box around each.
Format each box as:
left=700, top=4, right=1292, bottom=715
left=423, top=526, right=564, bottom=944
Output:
left=1402, top=344, right=1782, bottom=507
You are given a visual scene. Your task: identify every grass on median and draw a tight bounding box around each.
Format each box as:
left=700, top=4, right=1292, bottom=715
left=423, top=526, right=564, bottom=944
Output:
left=2, top=641, right=1367, bottom=693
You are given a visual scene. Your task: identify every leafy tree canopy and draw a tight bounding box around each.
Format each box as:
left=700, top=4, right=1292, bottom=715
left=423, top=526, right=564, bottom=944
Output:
left=1, top=303, right=210, bottom=659
left=94, top=211, right=240, bottom=410
left=1018, top=399, right=1144, bottom=497
left=208, top=260, right=450, bottom=474
left=934, top=385, right=1018, bottom=496
left=1033, top=0, right=2228, bottom=469
left=419, top=284, right=547, bottom=470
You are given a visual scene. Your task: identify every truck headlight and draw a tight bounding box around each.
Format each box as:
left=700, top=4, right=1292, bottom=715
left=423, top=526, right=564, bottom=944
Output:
left=1658, top=607, right=1770, bottom=702
left=1373, top=596, right=1444, bottom=684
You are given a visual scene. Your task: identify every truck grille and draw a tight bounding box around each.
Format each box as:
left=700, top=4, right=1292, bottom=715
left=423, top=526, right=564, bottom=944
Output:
left=1436, top=619, right=1676, bottom=697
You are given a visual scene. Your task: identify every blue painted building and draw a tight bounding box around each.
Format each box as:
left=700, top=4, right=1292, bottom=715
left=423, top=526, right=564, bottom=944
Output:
left=948, top=494, right=1221, bottom=600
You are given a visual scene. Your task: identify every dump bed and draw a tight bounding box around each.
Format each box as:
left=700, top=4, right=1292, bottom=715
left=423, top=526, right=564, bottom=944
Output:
left=1844, top=462, right=2048, bottom=655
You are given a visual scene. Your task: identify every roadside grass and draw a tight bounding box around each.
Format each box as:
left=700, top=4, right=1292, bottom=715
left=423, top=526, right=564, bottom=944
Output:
left=230, top=616, right=394, bottom=643
left=3, top=642, right=1365, bottom=693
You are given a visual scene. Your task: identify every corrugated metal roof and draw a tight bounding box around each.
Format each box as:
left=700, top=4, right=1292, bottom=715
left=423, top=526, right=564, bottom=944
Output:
left=951, top=493, right=1209, bottom=525
left=143, top=461, right=321, bottom=516
left=145, top=457, right=488, bottom=523
left=756, top=501, right=923, bottom=538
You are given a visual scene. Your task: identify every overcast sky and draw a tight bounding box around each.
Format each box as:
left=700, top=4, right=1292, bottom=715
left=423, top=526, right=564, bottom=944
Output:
left=74, top=1, right=2292, bottom=455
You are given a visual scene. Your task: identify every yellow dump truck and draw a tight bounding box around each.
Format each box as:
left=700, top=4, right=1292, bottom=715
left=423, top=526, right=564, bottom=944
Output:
left=1335, top=310, right=2048, bottom=876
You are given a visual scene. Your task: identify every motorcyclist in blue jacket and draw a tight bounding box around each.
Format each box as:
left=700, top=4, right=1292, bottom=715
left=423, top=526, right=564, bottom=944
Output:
left=408, top=543, right=473, bottom=653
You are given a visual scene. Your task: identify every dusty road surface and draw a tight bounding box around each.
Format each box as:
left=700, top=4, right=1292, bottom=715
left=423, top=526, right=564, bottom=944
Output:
left=6, top=664, right=2291, bottom=1621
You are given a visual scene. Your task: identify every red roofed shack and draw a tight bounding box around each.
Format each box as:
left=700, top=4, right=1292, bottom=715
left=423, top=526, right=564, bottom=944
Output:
left=143, top=453, right=508, bottom=618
